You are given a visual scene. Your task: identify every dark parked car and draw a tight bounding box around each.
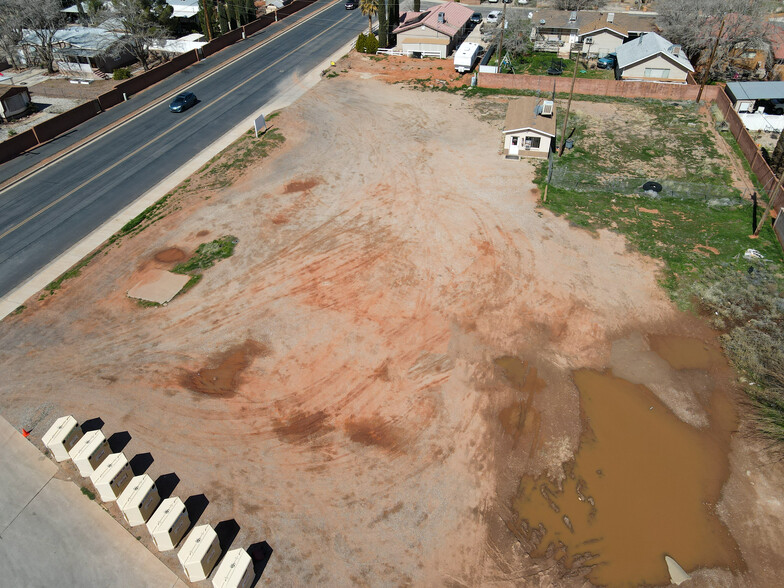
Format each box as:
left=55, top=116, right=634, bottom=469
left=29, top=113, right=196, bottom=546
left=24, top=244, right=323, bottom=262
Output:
left=169, top=92, right=197, bottom=113
left=597, top=54, right=616, bottom=69
left=470, top=12, right=482, bottom=25
left=345, top=0, right=358, bottom=8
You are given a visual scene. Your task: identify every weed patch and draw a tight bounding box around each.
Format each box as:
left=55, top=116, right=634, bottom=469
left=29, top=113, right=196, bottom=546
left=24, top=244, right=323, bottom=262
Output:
left=173, top=236, right=238, bottom=274
left=81, top=487, right=95, bottom=500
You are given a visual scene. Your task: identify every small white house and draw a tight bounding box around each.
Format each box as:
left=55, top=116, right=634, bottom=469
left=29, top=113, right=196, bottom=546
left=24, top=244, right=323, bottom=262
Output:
left=42, top=415, right=83, bottom=462
left=147, top=496, right=190, bottom=551
left=68, top=430, right=110, bottom=477
left=117, top=474, right=161, bottom=526
left=212, top=548, right=254, bottom=588
left=178, top=524, right=222, bottom=582
left=89, top=452, right=133, bottom=502
left=578, top=12, right=629, bottom=58
left=502, top=96, right=556, bottom=159
left=615, top=32, right=694, bottom=83
left=392, top=2, right=475, bottom=59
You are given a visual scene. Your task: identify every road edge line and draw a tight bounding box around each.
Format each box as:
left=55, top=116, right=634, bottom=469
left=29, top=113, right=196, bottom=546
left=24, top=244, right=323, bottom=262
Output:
left=0, top=38, right=356, bottom=320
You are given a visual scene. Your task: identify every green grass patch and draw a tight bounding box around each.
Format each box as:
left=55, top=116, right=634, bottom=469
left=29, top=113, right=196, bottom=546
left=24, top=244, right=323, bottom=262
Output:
left=81, top=487, right=95, bottom=500
left=491, top=52, right=614, bottom=80
left=172, top=235, right=237, bottom=274
left=12, top=305, right=25, bottom=315
left=43, top=249, right=103, bottom=295
left=136, top=299, right=162, bottom=308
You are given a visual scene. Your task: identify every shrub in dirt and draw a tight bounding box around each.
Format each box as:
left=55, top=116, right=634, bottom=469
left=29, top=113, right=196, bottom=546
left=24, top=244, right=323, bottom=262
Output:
left=692, top=261, right=784, bottom=446
left=356, top=33, right=367, bottom=54
left=364, top=33, right=379, bottom=54
left=173, top=235, right=238, bottom=274
left=113, top=68, right=131, bottom=80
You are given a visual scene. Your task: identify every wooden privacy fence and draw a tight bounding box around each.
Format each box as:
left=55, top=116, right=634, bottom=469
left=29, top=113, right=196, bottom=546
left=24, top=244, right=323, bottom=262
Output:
left=0, top=0, right=317, bottom=165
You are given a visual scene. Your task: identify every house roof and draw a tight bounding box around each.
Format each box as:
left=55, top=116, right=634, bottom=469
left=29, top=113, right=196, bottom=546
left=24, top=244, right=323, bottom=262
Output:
left=769, top=22, right=784, bottom=60
left=725, top=81, right=784, bottom=101
left=394, top=2, right=475, bottom=38
left=615, top=32, right=694, bottom=72
left=531, top=10, right=655, bottom=34
left=578, top=13, right=629, bottom=38
left=503, top=96, right=556, bottom=137
left=0, top=85, right=30, bottom=101
left=23, top=26, right=122, bottom=55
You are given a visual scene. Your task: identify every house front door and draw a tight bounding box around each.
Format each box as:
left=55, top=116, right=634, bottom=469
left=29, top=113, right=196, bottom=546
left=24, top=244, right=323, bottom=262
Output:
left=510, top=136, right=520, bottom=155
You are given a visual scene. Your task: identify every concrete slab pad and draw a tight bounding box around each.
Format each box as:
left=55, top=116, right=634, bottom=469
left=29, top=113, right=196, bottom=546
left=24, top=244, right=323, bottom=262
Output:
left=127, top=270, right=190, bottom=304
left=0, top=478, right=179, bottom=587
left=0, top=416, right=56, bottom=533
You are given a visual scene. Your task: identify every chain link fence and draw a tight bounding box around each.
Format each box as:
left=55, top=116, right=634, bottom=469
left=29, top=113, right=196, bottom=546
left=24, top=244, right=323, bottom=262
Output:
left=548, top=165, right=746, bottom=205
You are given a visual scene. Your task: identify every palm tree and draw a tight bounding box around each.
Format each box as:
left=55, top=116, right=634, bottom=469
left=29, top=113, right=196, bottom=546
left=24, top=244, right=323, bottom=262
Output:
left=359, top=0, right=379, bottom=35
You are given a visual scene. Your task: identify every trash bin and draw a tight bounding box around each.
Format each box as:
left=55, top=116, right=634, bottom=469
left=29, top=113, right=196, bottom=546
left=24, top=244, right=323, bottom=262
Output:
left=117, top=474, right=160, bottom=526
left=212, top=548, right=254, bottom=588
left=90, top=453, right=132, bottom=502
left=178, top=524, right=222, bottom=582
left=68, top=430, right=110, bottom=477
left=42, top=416, right=83, bottom=462
left=147, top=497, right=189, bottom=551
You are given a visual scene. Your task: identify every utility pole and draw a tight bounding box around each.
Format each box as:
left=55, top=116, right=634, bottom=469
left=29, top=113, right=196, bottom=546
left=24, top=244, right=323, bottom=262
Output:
left=496, top=2, right=507, bottom=72
left=558, top=44, right=580, bottom=156
left=697, top=17, right=725, bottom=103
left=202, top=0, right=213, bottom=41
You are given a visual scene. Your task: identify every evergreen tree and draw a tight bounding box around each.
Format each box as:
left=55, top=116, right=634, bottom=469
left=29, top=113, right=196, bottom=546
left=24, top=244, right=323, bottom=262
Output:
left=377, top=0, right=387, bottom=48
left=413, top=0, right=419, bottom=11
left=234, top=1, right=243, bottom=27
left=246, top=0, right=256, bottom=21
left=218, top=2, right=229, bottom=33
left=771, top=132, right=784, bottom=177
left=386, top=0, right=398, bottom=47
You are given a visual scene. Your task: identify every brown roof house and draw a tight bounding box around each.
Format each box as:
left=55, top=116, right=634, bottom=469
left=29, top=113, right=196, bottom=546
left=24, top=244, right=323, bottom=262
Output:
left=392, top=2, right=475, bottom=59
left=0, top=86, right=31, bottom=121
left=502, top=96, right=556, bottom=159
left=531, top=9, right=655, bottom=58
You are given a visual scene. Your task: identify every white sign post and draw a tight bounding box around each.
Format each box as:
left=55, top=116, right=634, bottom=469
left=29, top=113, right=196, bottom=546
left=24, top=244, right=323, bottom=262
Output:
left=254, top=113, right=267, bottom=138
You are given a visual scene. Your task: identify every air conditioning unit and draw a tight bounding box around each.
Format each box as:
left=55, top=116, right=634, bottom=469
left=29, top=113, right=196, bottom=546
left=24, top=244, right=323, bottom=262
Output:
left=541, top=100, right=554, bottom=116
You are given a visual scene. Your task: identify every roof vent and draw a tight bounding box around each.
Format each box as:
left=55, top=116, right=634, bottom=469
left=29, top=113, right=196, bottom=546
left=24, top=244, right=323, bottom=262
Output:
left=540, top=19, right=546, bottom=25
left=528, top=11, right=533, bottom=19
left=607, top=12, right=614, bottom=23
left=569, top=11, right=577, bottom=22
left=438, top=12, right=445, bottom=24
left=671, top=44, right=681, bottom=56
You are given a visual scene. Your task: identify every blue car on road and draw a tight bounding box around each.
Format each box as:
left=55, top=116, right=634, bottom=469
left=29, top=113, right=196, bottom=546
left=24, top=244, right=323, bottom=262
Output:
left=169, top=92, right=197, bottom=113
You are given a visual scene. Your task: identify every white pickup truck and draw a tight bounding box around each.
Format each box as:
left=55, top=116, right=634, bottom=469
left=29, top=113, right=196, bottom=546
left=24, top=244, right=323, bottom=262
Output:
left=454, top=42, right=481, bottom=74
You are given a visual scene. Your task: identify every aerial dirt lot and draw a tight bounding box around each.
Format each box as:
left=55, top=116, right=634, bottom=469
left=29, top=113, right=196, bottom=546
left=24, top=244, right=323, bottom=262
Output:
left=2, top=56, right=784, bottom=587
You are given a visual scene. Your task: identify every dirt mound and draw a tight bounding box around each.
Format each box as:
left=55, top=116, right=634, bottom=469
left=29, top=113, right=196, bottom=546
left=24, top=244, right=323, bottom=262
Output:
left=153, top=247, right=187, bottom=263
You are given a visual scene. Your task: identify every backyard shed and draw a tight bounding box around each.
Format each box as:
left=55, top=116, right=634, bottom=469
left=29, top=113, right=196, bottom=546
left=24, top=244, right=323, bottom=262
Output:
left=147, top=496, right=190, bottom=551
left=89, top=452, right=133, bottom=502
left=0, top=86, right=31, bottom=120
left=68, top=430, right=110, bottom=477
left=212, top=548, right=254, bottom=588
left=502, top=96, right=556, bottom=159
left=178, top=524, right=222, bottom=582
left=42, top=415, right=83, bottom=462
left=117, top=474, right=161, bottom=526
left=725, top=81, right=784, bottom=112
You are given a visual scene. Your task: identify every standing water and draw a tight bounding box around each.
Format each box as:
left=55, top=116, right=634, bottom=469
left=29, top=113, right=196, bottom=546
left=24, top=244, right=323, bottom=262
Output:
left=507, top=336, right=743, bottom=586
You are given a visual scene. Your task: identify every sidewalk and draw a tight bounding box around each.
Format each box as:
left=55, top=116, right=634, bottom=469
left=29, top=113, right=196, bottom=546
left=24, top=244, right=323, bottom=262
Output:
left=0, top=416, right=183, bottom=587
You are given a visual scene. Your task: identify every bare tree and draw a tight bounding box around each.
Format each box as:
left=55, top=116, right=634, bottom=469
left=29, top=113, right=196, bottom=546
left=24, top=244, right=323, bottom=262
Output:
left=22, top=0, right=65, bottom=73
left=503, top=15, right=533, bottom=58
left=657, top=0, right=769, bottom=80
left=111, top=0, right=172, bottom=71
left=552, top=0, right=600, bottom=9
left=0, top=0, right=26, bottom=69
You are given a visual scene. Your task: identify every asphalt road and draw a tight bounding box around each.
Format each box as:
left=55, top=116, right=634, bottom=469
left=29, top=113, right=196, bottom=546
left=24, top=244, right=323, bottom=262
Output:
left=0, top=1, right=366, bottom=298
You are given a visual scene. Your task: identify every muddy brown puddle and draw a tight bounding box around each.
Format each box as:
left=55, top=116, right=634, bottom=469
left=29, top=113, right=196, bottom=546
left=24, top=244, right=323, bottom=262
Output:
left=181, top=340, right=268, bottom=397
left=507, top=335, right=743, bottom=586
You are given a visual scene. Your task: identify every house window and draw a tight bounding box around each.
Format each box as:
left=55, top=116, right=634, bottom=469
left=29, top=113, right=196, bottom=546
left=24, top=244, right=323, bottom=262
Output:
left=511, top=137, right=519, bottom=146
left=525, top=137, right=541, bottom=149
left=644, top=68, right=670, bottom=78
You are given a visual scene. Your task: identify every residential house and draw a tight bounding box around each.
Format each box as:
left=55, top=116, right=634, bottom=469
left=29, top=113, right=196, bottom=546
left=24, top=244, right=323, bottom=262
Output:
left=502, top=96, right=556, bottom=159
left=530, top=10, right=656, bottom=58
left=615, top=32, right=694, bottom=83
left=21, top=25, right=134, bottom=80
left=0, top=86, right=31, bottom=121
left=392, top=2, right=475, bottom=59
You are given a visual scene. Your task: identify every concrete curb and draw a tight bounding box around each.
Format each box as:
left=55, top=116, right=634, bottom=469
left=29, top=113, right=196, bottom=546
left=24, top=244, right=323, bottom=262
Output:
left=0, top=39, right=356, bottom=321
